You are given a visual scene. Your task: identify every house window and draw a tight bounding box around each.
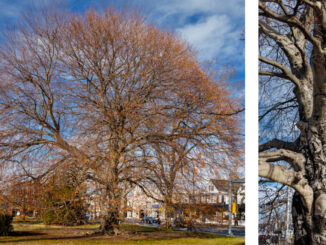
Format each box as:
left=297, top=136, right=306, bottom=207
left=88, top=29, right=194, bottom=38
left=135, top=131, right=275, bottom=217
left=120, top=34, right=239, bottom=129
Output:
left=209, top=185, right=214, bottom=192
left=207, top=195, right=215, bottom=203
left=210, top=195, right=216, bottom=203
left=195, top=196, right=200, bottom=203
left=201, top=195, right=206, bottom=203
left=225, top=196, right=229, bottom=204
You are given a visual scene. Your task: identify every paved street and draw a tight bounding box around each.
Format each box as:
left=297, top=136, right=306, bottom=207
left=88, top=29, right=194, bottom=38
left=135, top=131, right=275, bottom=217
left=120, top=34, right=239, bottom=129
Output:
left=207, top=227, right=245, bottom=237
left=169, top=225, right=245, bottom=237
left=182, top=226, right=245, bottom=237
left=131, top=219, right=245, bottom=237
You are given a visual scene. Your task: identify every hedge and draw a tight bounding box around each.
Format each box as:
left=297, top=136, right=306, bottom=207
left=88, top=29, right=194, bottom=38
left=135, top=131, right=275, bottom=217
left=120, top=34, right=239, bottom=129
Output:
left=0, top=214, right=13, bottom=236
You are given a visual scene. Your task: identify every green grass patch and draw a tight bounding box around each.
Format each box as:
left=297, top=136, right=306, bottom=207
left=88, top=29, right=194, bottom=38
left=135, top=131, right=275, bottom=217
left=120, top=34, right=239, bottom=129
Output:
left=12, top=223, right=169, bottom=232
left=12, top=217, right=43, bottom=224
left=0, top=237, right=244, bottom=245
left=13, top=223, right=99, bottom=230
left=2, top=223, right=244, bottom=245
left=120, top=224, right=174, bottom=232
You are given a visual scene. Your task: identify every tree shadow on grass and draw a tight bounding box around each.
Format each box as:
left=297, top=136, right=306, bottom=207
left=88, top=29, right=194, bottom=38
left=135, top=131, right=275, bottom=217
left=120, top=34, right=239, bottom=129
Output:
left=0, top=231, right=95, bottom=244
left=8, top=231, right=44, bottom=237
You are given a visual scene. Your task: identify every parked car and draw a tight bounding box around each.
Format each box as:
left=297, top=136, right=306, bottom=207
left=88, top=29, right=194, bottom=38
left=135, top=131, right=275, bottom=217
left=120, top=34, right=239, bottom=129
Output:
left=140, top=216, right=157, bottom=224
left=173, top=216, right=187, bottom=228
left=259, top=234, right=279, bottom=245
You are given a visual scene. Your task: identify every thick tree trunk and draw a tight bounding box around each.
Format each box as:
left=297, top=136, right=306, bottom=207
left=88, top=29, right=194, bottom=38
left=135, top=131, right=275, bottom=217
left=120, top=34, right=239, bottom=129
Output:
left=293, top=122, right=326, bottom=244
left=292, top=191, right=313, bottom=244
left=100, top=209, right=120, bottom=235
left=99, top=184, right=122, bottom=235
left=164, top=196, right=174, bottom=228
left=294, top=189, right=326, bottom=245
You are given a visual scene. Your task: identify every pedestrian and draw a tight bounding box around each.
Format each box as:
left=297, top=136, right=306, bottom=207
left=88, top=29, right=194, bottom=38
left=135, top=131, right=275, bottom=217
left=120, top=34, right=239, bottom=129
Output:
left=156, top=214, right=161, bottom=225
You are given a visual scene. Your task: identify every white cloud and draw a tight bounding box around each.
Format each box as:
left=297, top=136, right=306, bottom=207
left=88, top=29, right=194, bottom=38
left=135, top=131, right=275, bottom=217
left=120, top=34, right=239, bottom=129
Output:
left=153, top=0, right=244, bottom=25
left=176, top=15, right=242, bottom=61
left=146, top=0, right=244, bottom=63
left=0, top=0, right=244, bottom=65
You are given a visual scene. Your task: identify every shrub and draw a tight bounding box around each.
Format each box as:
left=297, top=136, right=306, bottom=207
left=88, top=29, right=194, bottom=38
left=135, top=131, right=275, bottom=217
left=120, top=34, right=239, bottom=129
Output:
left=41, top=200, right=87, bottom=226
left=42, top=209, right=55, bottom=225
left=0, top=214, right=13, bottom=236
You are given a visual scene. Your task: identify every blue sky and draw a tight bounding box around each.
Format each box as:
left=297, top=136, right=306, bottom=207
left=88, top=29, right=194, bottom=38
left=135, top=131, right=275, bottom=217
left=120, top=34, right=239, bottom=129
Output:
left=0, top=0, right=244, bottom=83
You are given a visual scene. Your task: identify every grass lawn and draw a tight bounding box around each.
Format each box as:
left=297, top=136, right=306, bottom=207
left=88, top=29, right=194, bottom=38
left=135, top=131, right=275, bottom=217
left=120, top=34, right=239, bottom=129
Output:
left=0, top=223, right=244, bottom=245
left=12, top=223, right=100, bottom=230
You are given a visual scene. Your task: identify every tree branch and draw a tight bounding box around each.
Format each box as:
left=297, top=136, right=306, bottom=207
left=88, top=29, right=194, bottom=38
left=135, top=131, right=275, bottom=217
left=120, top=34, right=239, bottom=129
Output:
left=259, top=71, right=288, bottom=79
left=301, top=0, right=322, bottom=12
left=260, top=149, right=305, bottom=171
left=259, top=160, right=313, bottom=211
left=259, top=2, right=323, bottom=53
left=259, top=138, right=299, bottom=152
left=259, top=56, right=301, bottom=87
left=259, top=97, right=297, bottom=121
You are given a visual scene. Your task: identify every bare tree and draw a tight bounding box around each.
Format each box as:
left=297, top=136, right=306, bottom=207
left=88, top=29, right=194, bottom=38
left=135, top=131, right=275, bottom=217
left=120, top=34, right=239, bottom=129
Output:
left=259, top=183, right=290, bottom=234
left=258, top=1, right=326, bottom=244
left=0, top=6, right=242, bottom=235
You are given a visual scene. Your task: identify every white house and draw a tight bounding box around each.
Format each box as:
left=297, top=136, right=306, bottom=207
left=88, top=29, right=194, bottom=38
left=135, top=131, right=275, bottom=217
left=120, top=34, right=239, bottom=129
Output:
left=124, top=186, right=163, bottom=219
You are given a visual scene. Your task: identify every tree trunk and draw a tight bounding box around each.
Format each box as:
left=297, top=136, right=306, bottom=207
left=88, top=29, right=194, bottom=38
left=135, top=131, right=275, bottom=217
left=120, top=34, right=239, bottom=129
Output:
left=99, top=185, right=122, bottom=235
left=292, top=191, right=313, bottom=244
left=293, top=184, right=326, bottom=244
left=164, top=195, right=174, bottom=228
left=100, top=209, right=120, bottom=235
left=293, top=122, right=326, bottom=244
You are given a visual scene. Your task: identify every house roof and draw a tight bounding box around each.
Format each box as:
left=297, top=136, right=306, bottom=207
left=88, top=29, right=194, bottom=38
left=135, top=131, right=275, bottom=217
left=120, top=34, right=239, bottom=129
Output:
left=210, top=179, right=244, bottom=193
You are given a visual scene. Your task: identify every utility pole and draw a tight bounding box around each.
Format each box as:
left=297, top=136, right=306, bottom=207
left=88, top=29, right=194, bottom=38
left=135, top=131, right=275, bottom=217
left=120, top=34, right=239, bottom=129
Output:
left=228, top=180, right=233, bottom=235
left=286, top=187, right=291, bottom=243
left=228, top=179, right=245, bottom=236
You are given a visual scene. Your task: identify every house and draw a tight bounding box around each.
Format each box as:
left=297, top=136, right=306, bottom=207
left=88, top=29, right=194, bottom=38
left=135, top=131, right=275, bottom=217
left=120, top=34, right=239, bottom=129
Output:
left=85, top=178, right=245, bottom=225
left=123, top=179, right=245, bottom=224
left=124, top=186, right=163, bottom=219
left=201, top=179, right=230, bottom=204
left=204, top=179, right=245, bottom=205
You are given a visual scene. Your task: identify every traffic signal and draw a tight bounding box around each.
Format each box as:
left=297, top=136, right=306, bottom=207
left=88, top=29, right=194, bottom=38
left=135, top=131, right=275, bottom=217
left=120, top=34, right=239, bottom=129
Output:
left=232, top=203, right=236, bottom=214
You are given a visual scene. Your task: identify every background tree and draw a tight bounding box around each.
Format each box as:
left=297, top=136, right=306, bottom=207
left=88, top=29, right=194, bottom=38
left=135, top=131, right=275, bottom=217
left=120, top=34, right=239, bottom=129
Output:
left=259, top=1, right=326, bottom=244
left=40, top=163, right=88, bottom=225
left=4, top=179, right=41, bottom=220
left=259, top=183, right=292, bottom=237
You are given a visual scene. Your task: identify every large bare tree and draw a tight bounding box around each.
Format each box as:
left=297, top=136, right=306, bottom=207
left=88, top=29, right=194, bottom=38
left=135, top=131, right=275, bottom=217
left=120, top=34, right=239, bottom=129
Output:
left=0, top=6, right=242, bottom=235
left=258, top=1, right=326, bottom=244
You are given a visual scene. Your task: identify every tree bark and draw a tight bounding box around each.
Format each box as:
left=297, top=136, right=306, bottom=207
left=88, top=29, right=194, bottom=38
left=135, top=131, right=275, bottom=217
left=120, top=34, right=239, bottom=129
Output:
left=164, top=194, right=174, bottom=228
left=289, top=122, right=326, bottom=244
left=99, top=184, right=122, bottom=235
left=292, top=191, right=313, bottom=244
left=100, top=210, right=120, bottom=235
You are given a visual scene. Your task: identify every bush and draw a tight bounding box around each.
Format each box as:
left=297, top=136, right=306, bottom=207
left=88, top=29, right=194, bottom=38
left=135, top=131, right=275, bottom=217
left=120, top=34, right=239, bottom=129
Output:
left=40, top=170, right=89, bottom=226
left=42, top=205, right=86, bottom=226
left=0, top=214, right=13, bottom=236
left=42, top=209, right=55, bottom=225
